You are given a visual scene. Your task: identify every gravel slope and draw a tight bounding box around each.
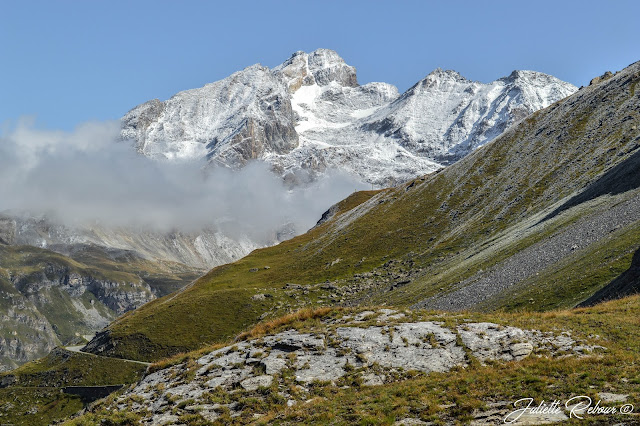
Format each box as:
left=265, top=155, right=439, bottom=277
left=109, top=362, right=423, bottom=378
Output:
left=413, top=191, right=640, bottom=311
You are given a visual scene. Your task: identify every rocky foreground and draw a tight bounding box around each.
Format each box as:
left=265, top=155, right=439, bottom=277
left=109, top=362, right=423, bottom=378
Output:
left=92, top=309, right=603, bottom=424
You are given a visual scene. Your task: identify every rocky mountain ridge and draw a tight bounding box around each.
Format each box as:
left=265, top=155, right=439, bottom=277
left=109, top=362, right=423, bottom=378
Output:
left=122, top=48, right=577, bottom=185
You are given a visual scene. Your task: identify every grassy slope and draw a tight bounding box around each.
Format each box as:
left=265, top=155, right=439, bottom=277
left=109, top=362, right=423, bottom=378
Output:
left=93, top=62, right=640, bottom=362
left=0, top=348, right=146, bottom=426
left=71, top=296, right=640, bottom=425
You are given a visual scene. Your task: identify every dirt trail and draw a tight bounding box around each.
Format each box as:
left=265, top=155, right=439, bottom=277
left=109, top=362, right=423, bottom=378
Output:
left=64, top=345, right=152, bottom=366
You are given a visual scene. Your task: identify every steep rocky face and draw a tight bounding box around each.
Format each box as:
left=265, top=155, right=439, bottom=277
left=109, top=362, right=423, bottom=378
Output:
left=121, top=65, right=298, bottom=165
left=11, top=264, right=153, bottom=316
left=0, top=301, right=60, bottom=372
left=0, top=251, right=156, bottom=371
left=274, top=49, right=358, bottom=91
left=121, top=48, right=576, bottom=185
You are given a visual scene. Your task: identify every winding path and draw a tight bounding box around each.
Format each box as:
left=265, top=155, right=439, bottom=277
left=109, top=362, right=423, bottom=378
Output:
left=64, top=345, right=152, bottom=366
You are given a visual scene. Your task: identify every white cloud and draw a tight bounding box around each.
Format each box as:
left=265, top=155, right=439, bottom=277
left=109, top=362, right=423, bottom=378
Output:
left=0, top=119, right=365, bottom=242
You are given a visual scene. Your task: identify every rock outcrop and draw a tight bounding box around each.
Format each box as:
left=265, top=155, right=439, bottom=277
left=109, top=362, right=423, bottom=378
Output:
left=103, top=309, right=601, bottom=424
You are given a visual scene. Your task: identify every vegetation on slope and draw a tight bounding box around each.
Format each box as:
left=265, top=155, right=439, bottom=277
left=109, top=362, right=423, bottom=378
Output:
left=0, top=348, right=146, bottom=426
left=84, top=62, right=640, bottom=362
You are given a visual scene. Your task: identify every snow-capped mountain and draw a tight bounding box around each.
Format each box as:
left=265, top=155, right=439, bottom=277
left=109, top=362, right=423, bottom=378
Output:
left=122, top=49, right=577, bottom=185
left=122, top=64, right=298, bottom=167
left=361, top=68, right=577, bottom=164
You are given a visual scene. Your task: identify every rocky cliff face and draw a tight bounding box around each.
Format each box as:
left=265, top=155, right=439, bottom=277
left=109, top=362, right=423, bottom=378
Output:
left=275, top=49, right=358, bottom=91
left=0, top=253, right=155, bottom=371
left=0, top=302, right=59, bottom=372
left=122, top=48, right=577, bottom=185
left=11, top=263, right=153, bottom=316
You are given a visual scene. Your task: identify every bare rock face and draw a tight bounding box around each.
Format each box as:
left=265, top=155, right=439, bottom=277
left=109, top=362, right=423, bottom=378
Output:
left=121, top=64, right=298, bottom=166
left=11, top=264, right=154, bottom=316
left=0, top=305, right=60, bottom=372
left=275, top=49, right=358, bottom=92
left=100, top=310, right=602, bottom=424
left=0, top=217, right=16, bottom=245
left=0, top=261, right=155, bottom=371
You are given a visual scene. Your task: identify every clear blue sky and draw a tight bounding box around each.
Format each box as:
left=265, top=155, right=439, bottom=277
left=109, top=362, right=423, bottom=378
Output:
left=2, top=0, right=639, bottom=130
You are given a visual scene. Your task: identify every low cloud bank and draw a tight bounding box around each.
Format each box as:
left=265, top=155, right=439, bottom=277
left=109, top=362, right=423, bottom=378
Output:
left=0, top=119, right=365, bottom=242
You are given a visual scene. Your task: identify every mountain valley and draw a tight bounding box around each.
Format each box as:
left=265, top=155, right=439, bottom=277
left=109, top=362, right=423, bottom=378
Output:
left=0, top=49, right=577, bottom=372
left=1, top=53, right=639, bottom=425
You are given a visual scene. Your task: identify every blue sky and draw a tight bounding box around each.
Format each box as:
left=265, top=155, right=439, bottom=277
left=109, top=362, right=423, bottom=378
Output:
left=2, top=0, right=638, bottom=130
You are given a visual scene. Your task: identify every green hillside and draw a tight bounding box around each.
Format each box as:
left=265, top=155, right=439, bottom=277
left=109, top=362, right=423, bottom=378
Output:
left=86, top=62, right=640, bottom=362
left=0, top=348, right=146, bottom=426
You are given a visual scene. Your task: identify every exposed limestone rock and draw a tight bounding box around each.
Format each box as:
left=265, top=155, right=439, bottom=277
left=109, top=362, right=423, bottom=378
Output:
left=100, top=311, right=602, bottom=424
left=240, top=375, right=273, bottom=391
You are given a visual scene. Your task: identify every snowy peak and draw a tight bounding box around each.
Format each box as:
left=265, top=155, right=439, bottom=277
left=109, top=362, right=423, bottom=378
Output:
left=503, top=69, right=557, bottom=84
left=274, top=49, right=358, bottom=93
left=424, top=68, right=469, bottom=84
left=122, top=63, right=298, bottom=164
left=362, top=68, right=577, bottom=164
left=307, top=48, right=358, bottom=88
left=401, top=68, right=474, bottom=99
left=121, top=49, right=577, bottom=184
